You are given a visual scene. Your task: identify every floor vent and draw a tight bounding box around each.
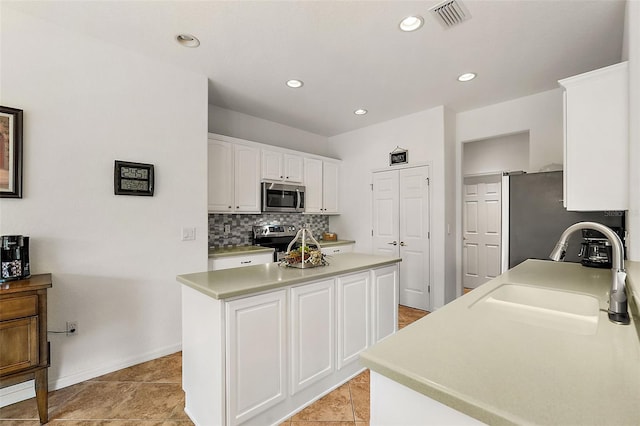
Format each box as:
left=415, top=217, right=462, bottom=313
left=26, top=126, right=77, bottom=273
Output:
left=430, top=0, right=471, bottom=28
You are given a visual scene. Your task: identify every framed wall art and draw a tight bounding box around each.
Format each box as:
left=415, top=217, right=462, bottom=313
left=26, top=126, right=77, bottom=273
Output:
left=0, top=106, right=24, bottom=198
left=114, top=160, right=155, bottom=196
left=389, top=146, right=408, bottom=166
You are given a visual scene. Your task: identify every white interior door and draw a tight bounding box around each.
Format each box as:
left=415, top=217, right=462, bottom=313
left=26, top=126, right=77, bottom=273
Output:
left=372, top=167, right=430, bottom=311
left=372, top=171, right=399, bottom=256
left=463, top=175, right=502, bottom=289
left=398, top=167, right=430, bottom=310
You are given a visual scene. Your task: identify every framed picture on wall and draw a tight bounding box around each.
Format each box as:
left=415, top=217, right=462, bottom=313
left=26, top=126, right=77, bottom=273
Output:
left=114, top=160, right=155, bottom=196
left=389, top=147, right=408, bottom=166
left=0, top=106, right=24, bottom=198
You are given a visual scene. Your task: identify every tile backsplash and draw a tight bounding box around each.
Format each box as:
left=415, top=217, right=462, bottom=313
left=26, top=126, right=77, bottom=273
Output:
left=209, top=213, right=330, bottom=247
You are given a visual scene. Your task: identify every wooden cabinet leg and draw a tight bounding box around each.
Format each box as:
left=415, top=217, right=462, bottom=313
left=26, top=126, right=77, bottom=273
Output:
left=34, top=369, right=48, bottom=424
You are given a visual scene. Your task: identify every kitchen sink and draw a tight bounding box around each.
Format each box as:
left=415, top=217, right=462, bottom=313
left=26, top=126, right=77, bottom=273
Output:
left=470, top=283, right=600, bottom=335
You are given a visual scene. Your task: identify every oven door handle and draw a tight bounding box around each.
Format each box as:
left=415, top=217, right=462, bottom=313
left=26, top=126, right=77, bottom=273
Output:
left=296, top=188, right=301, bottom=212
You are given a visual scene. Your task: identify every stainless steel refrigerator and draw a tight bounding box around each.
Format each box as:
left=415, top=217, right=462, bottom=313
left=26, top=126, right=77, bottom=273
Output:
left=505, top=171, right=625, bottom=268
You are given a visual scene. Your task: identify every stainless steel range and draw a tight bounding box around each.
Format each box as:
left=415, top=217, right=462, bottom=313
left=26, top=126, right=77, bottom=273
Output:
left=252, top=224, right=298, bottom=261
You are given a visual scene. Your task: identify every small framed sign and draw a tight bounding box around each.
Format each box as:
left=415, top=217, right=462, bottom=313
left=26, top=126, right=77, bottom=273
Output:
left=114, top=160, right=154, bottom=196
left=389, top=147, right=408, bottom=166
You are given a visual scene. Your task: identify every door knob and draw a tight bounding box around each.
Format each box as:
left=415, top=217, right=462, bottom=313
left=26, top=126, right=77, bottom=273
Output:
left=387, top=241, right=398, bottom=246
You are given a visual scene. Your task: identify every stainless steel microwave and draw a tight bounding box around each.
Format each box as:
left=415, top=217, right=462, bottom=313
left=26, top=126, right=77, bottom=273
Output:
left=261, top=182, right=305, bottom=213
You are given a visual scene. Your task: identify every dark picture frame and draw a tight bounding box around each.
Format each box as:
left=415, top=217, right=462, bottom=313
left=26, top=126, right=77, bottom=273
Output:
left=114, top=160, right=154, bottom=196
left=0, top=106, right=24, bottom=198
left=389, top=148, right=408, bottom=166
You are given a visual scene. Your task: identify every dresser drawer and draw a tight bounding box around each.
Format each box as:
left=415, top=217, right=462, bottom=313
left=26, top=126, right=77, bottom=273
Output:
left=0, top=295, right=38, bottom=321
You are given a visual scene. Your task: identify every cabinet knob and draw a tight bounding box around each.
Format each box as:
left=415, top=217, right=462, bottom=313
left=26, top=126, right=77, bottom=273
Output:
left=228, top=206, right=232, bottom=209
left=236, top=206, right=239, bottom=209
left=241, top=260, right=252, bottom=264
left=400, top=242, right=406, bottom=247
left=280, top=176, right=283, bottom=178
left=387, top=241, right=398, bottom=246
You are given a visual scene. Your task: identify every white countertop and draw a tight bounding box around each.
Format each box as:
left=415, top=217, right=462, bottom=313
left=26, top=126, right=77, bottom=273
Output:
left=360, top=259, right=640, bottom=425
left=178, top=252, right=400, bottom=300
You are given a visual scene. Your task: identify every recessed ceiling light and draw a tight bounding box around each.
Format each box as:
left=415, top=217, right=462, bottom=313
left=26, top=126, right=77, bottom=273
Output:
left=286, top=79, right=304, bottom=88
left=399, top=16, right=424, bottom=32
left=354, top=109, right=368, bottom=115
left=457, top=72, right=477, bottom=82
left=176, top=34, right=200, bottom=48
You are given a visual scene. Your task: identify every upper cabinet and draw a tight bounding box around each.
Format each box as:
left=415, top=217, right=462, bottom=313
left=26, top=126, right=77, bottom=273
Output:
left=208, top=138, right=261, bottom=213
left=559, top=62, right=628, bottom=211
left=262, top=150, right=304, bottom=183
left=304, top=158, right=340, bottom=214
left=208, top=133, right=340, bottom=215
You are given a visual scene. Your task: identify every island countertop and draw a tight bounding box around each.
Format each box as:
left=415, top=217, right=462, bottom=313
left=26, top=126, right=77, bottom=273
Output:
left=360, top=259, right=640, bottom=425
left=178, top=252, right=401, bottom=300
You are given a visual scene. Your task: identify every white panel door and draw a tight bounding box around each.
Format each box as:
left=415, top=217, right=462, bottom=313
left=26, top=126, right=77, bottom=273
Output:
left=262, top=149, right=283, bottom=181
left=398, top=167, right=430, bottom=310
left=337, top=271, right=370, bottom=369
left=372, top=167, right=430, bottom=311
left=234, top=144, right=261, bottom=213
left=463, top=175, right=502, bottom=289
left=303, top=158, right=323, bottom=213
left=226, top=290, right=287, bottom=425
left=322, top=161, right=340, bottom=214
left=208, top=139, right=234, bottom=212
left=284, top=153, right=304, bottom=183
left=371, top=266, right=398, bottom=343
left=290, top=279, right=335, bottom=394
left=372, top=171, right=400, bottom=256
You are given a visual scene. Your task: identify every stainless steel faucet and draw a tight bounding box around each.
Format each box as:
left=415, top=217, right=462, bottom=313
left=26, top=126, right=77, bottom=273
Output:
left=549, top=221, right=629, bottom=325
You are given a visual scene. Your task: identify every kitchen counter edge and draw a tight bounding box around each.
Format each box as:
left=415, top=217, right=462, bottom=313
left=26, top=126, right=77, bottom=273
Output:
left=178, top=252, right=401, bottom=300
left=360, top=259, right=640, bottom=425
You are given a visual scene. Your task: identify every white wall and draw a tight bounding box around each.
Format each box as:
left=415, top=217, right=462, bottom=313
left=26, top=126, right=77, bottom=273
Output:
left=208, top=105, right=330, bottom=157
left=456, top=88, right=563, bottom=172
left=0, top=6, right=208, bottom=405
left=327, top=106, right=456, bottom=310
left=462, top=132, right=530, bottom=176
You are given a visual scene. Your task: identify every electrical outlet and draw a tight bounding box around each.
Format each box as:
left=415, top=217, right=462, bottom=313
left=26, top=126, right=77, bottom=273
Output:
left=224, top=224, right=231, bottom=234
left=66, top=321, right=78, bottom=336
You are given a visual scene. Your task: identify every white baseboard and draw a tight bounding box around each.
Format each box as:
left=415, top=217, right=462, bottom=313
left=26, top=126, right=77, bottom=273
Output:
left=0, top=342, right=182, bottom=408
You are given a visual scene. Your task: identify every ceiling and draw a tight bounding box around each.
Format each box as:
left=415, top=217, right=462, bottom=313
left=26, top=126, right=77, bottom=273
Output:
left=5, top=0, right=626, bottom=137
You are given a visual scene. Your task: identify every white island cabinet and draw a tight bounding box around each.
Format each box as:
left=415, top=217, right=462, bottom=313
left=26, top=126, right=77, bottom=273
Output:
left=178, top=253, right=400, bottom=426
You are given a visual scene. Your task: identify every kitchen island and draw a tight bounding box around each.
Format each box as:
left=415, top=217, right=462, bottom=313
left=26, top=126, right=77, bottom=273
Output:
left=177, top=253, right=401, bottom=426
left=360, top=259, right=640, bottom=425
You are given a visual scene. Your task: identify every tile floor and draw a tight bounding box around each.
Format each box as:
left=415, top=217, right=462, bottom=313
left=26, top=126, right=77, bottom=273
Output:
left=0, top=305, right=428, bottom=425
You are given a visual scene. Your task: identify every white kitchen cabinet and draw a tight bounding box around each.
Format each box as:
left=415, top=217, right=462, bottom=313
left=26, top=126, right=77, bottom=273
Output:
left=289, top=279, right=335, bottom=394
left=209, top=252, right=274, bottom=271
left=208, top=139, right=234, bottom=212
left=262, top=149, right=303, bottom=183
left=320, top=243, right=354, bottom=256
left=208, top=138, right=261, bottom=213
left=336, top=271, right=370, bottom=369
left=226, top=290, right=287, bottom=426
left=371, top=266, right=398, bottom=343
left=181, top=259, right=399, bottom=426
left=559, top=61, right=629, bottom=211
left=304, top=158, right=340, bottom=214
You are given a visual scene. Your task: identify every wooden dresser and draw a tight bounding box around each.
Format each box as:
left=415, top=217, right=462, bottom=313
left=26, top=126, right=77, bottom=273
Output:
left=0, top=274, right=52, bottom=424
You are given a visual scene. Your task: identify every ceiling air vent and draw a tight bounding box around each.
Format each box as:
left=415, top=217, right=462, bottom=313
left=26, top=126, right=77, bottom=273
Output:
left=430, top=0, right=470, bottom=28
